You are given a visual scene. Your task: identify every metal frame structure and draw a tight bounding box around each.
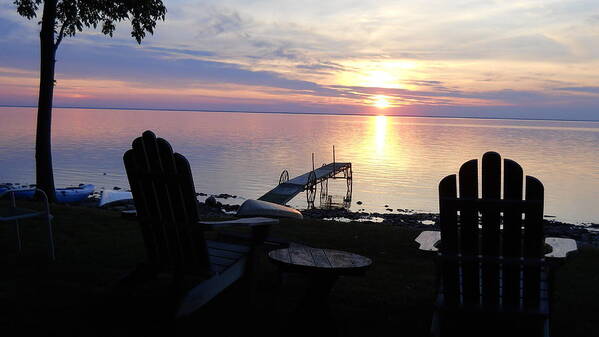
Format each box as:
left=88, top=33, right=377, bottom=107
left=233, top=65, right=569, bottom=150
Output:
left=279, top=170, right=289, bottom=184
left=305, top=146, right=353, bottom=208
left=0, top=188, right=55, bottom=260
left=260, top=146, right=352, bottom=207
left=308, top=162, right=352, bottom=208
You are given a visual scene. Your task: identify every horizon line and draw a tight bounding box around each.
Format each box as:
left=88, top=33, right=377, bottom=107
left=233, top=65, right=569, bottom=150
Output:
left=1, top=104, right=599, bottom=123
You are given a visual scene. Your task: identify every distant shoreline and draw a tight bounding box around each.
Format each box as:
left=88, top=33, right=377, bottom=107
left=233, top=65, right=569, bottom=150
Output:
left=2, top=104, right=599, bottom=123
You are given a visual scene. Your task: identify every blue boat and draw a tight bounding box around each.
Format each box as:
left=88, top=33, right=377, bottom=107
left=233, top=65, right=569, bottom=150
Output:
left=0, top=184, right=95, bottom=203
left=0, top=184, right=36, bottom=198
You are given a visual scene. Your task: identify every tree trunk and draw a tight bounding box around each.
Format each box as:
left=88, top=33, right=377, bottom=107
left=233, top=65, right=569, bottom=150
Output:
left=35, top=0, right=57, bottom=202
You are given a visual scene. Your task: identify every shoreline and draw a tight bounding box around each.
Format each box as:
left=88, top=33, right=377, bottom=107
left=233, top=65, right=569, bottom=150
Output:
left=301, top=207, right=599, bottom=248
left=72, top=190, right=599, bottom=249
left=149, top=193, right=599, bottom=248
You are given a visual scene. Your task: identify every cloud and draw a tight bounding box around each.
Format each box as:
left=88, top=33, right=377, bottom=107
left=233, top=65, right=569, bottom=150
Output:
left=1, top=1, right=599, bottom=120
left=588, top=15, right=599, bottom=25
left=195, top=7, right=246, bottom=37
left=52, top=43, right=322, bottom=92
left=145, top=46, right=215, bottom=57
left=296, top=61, right=345, bottom=72
left=469, top=34, right=571, bottom=60
left=556, top=86, right=599, bottom=94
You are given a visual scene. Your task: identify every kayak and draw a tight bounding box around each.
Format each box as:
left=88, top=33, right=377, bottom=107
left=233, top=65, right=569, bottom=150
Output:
left=99, top=189, right=133, bottom=207
left=0, top=184, right=37, bottom=198
left=236, top=199, right=303, bottom=219
left=0, top=184, right=95, bottom=203
left=55, top=184, right=95, bottom=203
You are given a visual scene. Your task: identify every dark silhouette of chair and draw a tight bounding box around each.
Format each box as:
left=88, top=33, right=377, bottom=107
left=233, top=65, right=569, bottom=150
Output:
left=122, top=130, right=277, bottom=317
left=0, top=187, right=54, bottom=260
left=415, top=152, right=577, bottom=337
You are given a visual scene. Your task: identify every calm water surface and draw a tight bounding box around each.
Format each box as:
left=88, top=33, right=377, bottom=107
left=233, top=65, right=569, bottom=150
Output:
left=1, top=107, right=598, bottom=224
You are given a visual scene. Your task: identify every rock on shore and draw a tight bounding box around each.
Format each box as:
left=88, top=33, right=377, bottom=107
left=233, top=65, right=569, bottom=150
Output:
left=85, top=187, right=599, bottom=248
left=301, top=207, right=599, bottom=248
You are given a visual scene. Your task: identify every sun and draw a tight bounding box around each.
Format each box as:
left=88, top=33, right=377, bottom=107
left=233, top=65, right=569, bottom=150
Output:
left=373, top=95, right=391, bottom=109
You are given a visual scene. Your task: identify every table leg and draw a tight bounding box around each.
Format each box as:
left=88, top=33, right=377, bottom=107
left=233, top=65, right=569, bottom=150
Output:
left=15, top=219, right=22, bottom=253
left=46, top=214, right=55, bottom=260
left=288, top=274, right=339, bottom=336
left=298, top=274, right=338, bottom=314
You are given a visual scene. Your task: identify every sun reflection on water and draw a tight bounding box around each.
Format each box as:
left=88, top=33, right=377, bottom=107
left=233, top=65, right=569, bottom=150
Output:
left=362, top=114, right=408, bottom=174
left=375, top=115, right=388, bottom=154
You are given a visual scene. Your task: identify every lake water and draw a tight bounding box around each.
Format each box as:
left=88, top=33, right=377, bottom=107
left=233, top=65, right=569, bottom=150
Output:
left=1, top=107, right=598, bottom=224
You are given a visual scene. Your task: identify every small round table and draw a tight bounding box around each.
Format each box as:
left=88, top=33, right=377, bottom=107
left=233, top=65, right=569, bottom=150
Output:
left=268, top=246, right=372, bottom=312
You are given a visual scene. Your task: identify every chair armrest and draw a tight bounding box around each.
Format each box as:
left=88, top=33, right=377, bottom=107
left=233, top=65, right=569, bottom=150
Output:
left=545, top=237, right=577, bottom=258
left=0, top=188, right=51, bottom=215
left=200, top=217, right=278, bottom=246
left=35, top=188, right=51, bottom=215
left=415, top=231, right=441, bottom=252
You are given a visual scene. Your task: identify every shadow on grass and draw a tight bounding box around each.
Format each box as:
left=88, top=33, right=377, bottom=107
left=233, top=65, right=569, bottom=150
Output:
left=1, top=203, right=598, bottom=336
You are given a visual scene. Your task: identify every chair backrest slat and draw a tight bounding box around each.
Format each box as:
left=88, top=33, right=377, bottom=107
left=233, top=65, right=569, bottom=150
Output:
left=502, top=159, right=524, bottom=308
left=439, top=174, right=460, bottom=306
left=523, top=176, right=544, bottom=309
left=480, top=152, right=501, bottom=308
left=138, top=134, right=177, bottom=267
left=458, top=159, right=480, bottom=305
left=438, top=152, right=545, bottom=310
left=481, top=152, right=501, bottom=256
left=503, top=159, right=524, bottom=256
left=524, top=176, right=544, bottom=258
left=458, top=159, right=478, bottom=255
left=124, top=131, right=209, bottom=273
left=124, top=144, right=160, bottom=265
left=439, top=175, right=458, bottom=254
left=172, top=152, right=210, bottom=269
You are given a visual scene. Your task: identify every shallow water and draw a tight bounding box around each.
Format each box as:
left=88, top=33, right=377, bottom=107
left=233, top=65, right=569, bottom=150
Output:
left=1, top=107, right=598, bottom=224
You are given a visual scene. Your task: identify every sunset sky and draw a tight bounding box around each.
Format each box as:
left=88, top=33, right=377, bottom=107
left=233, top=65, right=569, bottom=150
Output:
left=1, top=0, right=599, bottom=120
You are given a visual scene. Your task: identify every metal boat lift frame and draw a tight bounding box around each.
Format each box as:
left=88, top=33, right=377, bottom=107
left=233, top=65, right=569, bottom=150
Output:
left=258, top=146, right=353, bottom=208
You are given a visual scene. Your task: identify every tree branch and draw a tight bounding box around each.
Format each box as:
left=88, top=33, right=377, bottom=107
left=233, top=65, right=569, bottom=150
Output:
left=54, top=22, right=67, bottom=50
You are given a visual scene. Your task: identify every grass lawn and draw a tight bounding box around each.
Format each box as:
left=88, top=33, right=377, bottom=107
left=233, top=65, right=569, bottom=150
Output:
left=1, top=202, right=598, bottom=336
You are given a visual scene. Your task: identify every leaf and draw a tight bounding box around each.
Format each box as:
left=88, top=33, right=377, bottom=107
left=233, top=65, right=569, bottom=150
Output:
left=15, top=0, right=166, bottom=44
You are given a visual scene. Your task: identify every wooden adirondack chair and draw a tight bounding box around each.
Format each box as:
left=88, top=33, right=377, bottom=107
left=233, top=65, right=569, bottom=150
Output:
left=415, top=152, right=577, bottom=337
left=122, top=130, right=278, bottom=317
